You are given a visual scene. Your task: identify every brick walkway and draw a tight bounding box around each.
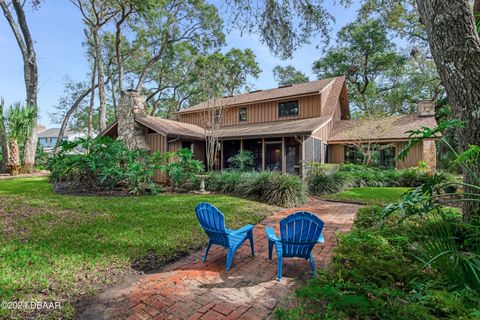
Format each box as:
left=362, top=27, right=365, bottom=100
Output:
left=78, top=199, right=361, bottom=320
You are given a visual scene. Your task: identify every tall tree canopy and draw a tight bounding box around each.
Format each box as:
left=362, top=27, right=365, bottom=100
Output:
left=313, top=19, right=406, bottom=115
left=272, top=65, right=309, bottom=86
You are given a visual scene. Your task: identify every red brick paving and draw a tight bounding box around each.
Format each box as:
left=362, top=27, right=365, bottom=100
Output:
left=78, top=199, right=361, bottom=320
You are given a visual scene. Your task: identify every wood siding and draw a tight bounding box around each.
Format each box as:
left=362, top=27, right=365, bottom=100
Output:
left=146, top=133, right=166, bottom=182
left=178, top=94, right=323, bottom=127
left=328, top=144, right=345, bottom=163
left=396, top=142, right=423, bottom=169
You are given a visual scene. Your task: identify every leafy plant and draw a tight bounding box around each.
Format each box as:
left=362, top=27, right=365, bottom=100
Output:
left=48, top=137, right=160, bottom=195
left=227, top=150, right=255, bottom=171
left=154, top=148, right=204, bottom=189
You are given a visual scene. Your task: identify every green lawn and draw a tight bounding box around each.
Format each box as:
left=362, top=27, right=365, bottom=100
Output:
left=0, top=178, right=278, bottom=318
left=321, top=187, right=410, bottom=205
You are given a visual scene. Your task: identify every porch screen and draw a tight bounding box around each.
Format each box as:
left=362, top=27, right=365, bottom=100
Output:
left=304, top=137, right=322, bottom=163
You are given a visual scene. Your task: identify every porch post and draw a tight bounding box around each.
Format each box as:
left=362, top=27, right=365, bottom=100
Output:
left=282, top=136, right=286, bottom=174
left=240, top=139, right=243, bottom=151
left=262, top=138, right=265, bottom=171
left=220, top=140, right=224, bottom=170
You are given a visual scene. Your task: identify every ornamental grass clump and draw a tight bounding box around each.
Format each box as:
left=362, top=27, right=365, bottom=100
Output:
left=206, top=170, right=307, bottom=207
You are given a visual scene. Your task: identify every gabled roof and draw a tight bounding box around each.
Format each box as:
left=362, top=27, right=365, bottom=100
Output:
left=328, top=114, right=438, bottom=143
left=176, top=77, right=343, bottom=114
left=102, top=115, right=205, bottom=140
left=135, top=116, right=204, bottom=139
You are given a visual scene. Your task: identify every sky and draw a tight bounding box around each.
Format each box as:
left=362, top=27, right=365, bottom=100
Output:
left=0, top=1, right=359, bottom=128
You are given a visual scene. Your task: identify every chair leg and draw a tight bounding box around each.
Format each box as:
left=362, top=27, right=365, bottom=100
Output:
left=248, top=230, right=255, bottom=256
left=268, top=240, right=274, bottom=260
left=226, top=247, right=235, bottom=271
left=309, top=253, right=316, bottom=277
left=276, top=243, right=283, bottom=281
left=202, top=241, right=212, bottom=262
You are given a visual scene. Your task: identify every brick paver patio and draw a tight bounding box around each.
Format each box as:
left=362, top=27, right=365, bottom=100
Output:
left=78, top=199, right=361, bottom=320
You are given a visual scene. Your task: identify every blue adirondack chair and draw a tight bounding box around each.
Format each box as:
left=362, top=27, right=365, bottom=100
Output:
left=265, top=211, right=325, bottom=281
left=195, top=202, right=255, bottom=271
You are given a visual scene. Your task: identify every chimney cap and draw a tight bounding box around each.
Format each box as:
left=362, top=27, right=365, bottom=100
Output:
left=417, top=100, right=435, bottom=117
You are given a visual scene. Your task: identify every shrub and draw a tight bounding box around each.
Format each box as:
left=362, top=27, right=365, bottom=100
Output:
left=227, top=150, right=255, bottom=171
left=154, top=148, right=204, bottom=189
left=305, top=162, right=435, bottom=195
left=48, top=137, right=160, bottom=195
left=206, top=170, right=307, bottom=207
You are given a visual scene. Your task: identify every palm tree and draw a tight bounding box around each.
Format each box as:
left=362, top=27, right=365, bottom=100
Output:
left=0, top=98, right=10, bottom=173
left=3, top=103, right=36, bottom=175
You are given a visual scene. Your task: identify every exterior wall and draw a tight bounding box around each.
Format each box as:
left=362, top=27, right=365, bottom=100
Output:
left=422, top=139, right=437, bottom=171
left=178, top=94, right=323, bottom=127
left=146, top=133, right=167, bottom=182
left=396, top=142, right=424, bottom=169
left=328, top=141, right=433, bottom=170
left=328, top=144, right=345, bottom=163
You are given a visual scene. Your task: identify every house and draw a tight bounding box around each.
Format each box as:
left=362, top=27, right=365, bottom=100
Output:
left=103, top=76, right=438, bottom=181
left=38, top=128, right=88, bottom=152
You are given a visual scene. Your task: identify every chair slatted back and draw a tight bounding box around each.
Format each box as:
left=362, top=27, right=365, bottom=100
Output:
left=279, top=212, right=324, bottom=258
left=195, top=202, right=229, bottom=247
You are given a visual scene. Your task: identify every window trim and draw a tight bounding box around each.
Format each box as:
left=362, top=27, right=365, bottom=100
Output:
left=278, top=100, right=299, bottom=117
left=239, top=107, right=247, bottom=122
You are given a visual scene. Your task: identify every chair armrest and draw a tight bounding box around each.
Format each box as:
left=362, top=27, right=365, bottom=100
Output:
left=265, top=226, right=280, bottom=242
left=227, top=224, right=254, bottom=235
left=317, top=232, right=325, bottom=243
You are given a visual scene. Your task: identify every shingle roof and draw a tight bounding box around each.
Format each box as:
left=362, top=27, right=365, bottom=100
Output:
left=176, top=77, right=341, bottom=114
left=328, top=114, right=438, bottom=143
left=135, top=115, right=204, bottom=140
left=38, top=128, right=72, bottom=138
left=218, top=116, right=331, bottom=139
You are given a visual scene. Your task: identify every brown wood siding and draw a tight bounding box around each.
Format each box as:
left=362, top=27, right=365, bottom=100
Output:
left=146, top=133, right=166, bottom=182
left=396, top=142, right=423, bottom=169
left=328, top=144, right=345, bottom=163
left=179, top=94, right=324, bottom=127
left=311, top=100, right=341, bottom=142
left=192, top=140, right=206, bottom=165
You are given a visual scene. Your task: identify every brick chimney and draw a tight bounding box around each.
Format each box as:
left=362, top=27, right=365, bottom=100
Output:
left=417, top=100, right=435, bottom=117
left=117, top=89, right=150, bottom=150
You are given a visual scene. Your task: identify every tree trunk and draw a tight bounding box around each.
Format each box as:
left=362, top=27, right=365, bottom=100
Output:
left=8, top=139, right=20, bottom=176
left=55, top=81, right=102, bottom=153
left=0, top=100, right=10, bottom=173
left=1, top=0, right=39, bottom=173
left=92, top=29, right=107, bottom=132
left=416, top=0, right=480, bottom=222
left=88, top=60, right=97, bottom=137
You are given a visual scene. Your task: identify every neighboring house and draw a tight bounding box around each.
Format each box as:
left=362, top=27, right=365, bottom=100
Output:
left=38, top=128, right=88, bottom=152
left=103, top=76, right=438, bottom=181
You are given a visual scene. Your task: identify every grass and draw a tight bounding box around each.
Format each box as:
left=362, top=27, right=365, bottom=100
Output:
left=0, top=178, right=278, bottom=319
left=321, top=187, right=410, bottom=205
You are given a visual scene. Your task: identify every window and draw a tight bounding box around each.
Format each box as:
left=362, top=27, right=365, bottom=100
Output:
left=239, top=107, right=247, bottom=122
left=278, top=100, right=299, bottom=117
left=344, top=144, right=396, bottom=168
left=214, top=110, right=221, bottom=125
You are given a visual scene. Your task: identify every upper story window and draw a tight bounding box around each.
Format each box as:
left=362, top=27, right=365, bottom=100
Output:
left=214, top=110, right=221, bottom=125
left=278, top=100, right=299, bottom=117
left=239, top=107, right=247, bottom=122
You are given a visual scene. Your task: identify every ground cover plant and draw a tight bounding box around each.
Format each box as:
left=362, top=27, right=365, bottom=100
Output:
left=321, top=187, right=410, bottom=205
left=206, top=170, right=308, bottom=207
left=0, top=178, right=278, bottom=319
left=305, top=162, right=449, bottom=196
